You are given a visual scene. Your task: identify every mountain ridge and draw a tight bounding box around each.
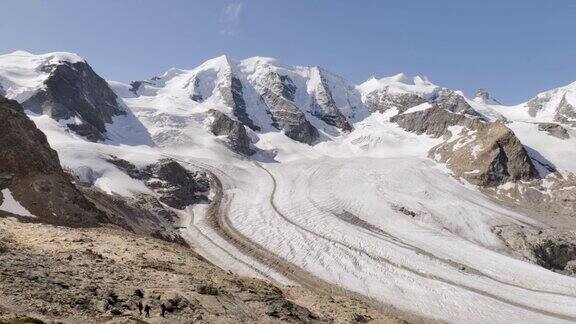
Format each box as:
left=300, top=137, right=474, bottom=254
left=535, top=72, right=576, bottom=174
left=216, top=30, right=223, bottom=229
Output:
left=2, top=50, right=576, bottom=323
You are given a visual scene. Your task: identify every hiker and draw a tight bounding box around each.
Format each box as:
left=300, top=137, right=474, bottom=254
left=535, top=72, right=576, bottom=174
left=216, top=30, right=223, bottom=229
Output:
left=137, top=301, right=143, bottom=315
left=144, top=304, right=151, bottom=318
left=160, top=303, right=167, bottom=317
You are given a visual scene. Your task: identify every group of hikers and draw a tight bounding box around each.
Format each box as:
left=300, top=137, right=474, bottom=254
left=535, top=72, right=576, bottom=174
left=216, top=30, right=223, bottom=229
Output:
left=137, top=301, right=167, bottom=318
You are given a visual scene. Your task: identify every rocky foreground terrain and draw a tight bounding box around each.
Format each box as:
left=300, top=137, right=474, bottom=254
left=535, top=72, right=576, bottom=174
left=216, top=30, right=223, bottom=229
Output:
left=0, top=217, right=403, bottom=324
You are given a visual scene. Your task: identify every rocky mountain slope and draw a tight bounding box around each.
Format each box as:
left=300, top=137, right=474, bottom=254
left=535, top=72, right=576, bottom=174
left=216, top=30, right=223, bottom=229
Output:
left=0, top=96, right=104, bottom=226
left=0, top=217, right=401, bottom=324
left=2, top=50, right=576, bottom=323
left=0, top=51, right=151, bottom=145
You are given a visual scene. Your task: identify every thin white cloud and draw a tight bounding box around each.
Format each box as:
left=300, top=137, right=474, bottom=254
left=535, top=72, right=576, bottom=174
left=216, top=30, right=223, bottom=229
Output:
left=221, top=3, right=243, bottom=35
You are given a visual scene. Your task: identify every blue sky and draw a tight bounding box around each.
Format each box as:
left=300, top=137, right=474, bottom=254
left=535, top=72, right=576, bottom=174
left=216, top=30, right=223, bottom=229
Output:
left=1, top=0, right=574, bottom=104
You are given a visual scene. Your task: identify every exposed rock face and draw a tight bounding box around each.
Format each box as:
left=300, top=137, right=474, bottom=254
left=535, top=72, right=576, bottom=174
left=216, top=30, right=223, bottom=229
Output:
left=105, top=156, right=147, bottom=180
left=494, top=225, right=576, bottom=276
left=22, top=60, right=125, bottom=141
left=526, top=95, right=546, bottom=117
left=391, top=105, right=476, bottom=137
left=0, top=96, right=103, bottom=226
left=527, top=93, right=576, bottom=126
left=363, top=88, right=426, bottom=113
left=433, top=122, right=539, bottom=186
left=219, top=73, right=259, bottom=131
left=392, top=106, right=539, bottom=186
left=474, top=89, right=501, bottom=105
left=144, top=159, right=210, bottom=209
left=80, top=187, right=186, bottom=245
left=433, top=89, right=486, bottom=119
left=258, top=72, right=319, bottom=144
left=554, top=95, right=576, bottom=126
left=208, top=109, right=254, bottom=155
left=129, top=80, right=155, bottom=96
left=309, top=68, right=352, bottom=131
left=190, top=78, right=204, bottom=102
left=107, top=156, right=210, bottom=210
left=230, top=76, right=260, bottom=131
left=0, top=97, right=62, bottom=175
left=538, top=122, right=570, bottom=139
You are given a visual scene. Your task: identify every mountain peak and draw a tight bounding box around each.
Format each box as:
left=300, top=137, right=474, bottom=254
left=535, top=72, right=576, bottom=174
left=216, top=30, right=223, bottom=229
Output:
left=3, top=50, right=85, bottom=65
left=390, top=73, right=410, bottom=84
left=358, top=73, right=439, bottom=99
left=474, top=88, right=501, bottom=105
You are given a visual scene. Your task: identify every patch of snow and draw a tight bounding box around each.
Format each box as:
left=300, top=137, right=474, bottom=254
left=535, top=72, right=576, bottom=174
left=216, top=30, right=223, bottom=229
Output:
left=0, top=189, right=35, bottom=217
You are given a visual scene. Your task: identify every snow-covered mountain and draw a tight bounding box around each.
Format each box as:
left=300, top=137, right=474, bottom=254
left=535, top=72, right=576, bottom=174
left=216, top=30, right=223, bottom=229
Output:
left=474, top=88, right=501, bottom=105
left=2, top=50, right=576, bottom=323
left=0, top=50, right=151, bottom=144
left=113, top=55, right=367, bottom=148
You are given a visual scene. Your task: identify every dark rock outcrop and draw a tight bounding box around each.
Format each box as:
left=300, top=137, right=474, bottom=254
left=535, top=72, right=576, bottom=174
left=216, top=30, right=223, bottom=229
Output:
left=0, top=96, right=103, bottom=226
left=538, top=122, right=570, bottom=139
left=144, top=159, right=210, bottom=209
left=80, top=188, right=187, bottom=245
left=392, top=106, right=539, bottom=186
left=22, top=60, right=126, bottom=141
left=554, top=95, right=576, bottom=126
left=258, top=72, right=318, bottom=144
left=217, top=64, right=259, bottom=131
left=309, top=68, right=352, bottom=131
left=363, top=89, right=426, bottom=113
left=494, top=225, right=576, bottom=276
left=129, top=80, right=155, bottom=96
left=106, top=156, right=147, bottom=179
left=208, top=109, right=254, bottom=156
left=474, top=89, right=501, bottom=105
left=391, top=105, right=477, bottom=137
left=432, top=89, right=486, bottom=119
left=107, top=156, right=210, bottom=210
left=229, top=76, right=260, bottom=131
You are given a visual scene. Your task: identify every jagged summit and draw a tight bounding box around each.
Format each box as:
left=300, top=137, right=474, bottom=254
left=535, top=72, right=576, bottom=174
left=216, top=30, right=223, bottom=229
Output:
left=474, top=88, right=501, bottom=105
left=0, top=51, right=146, bottom=142
left=4, top=50, right=85, bottom=64
left=0, top=50, right=85, bottom=102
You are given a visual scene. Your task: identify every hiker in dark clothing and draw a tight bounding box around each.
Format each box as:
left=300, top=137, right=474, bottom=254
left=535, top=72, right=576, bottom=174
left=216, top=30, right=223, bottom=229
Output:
left=144, top=304, right=151, bottom=318
left=137, top=301, right=143, bottom=315
left=160, top=303, right=167, bottom=317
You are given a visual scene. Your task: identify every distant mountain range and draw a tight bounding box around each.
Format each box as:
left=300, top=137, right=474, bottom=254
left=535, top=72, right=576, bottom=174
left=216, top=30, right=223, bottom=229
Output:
left=1, top=50, right=576, bottom=323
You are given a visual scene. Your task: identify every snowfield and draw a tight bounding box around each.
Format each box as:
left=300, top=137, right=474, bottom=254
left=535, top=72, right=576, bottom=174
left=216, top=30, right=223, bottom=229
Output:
left=2, top=51, right=576, bottom=323
left=171, top=152, right=576, bottom=323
